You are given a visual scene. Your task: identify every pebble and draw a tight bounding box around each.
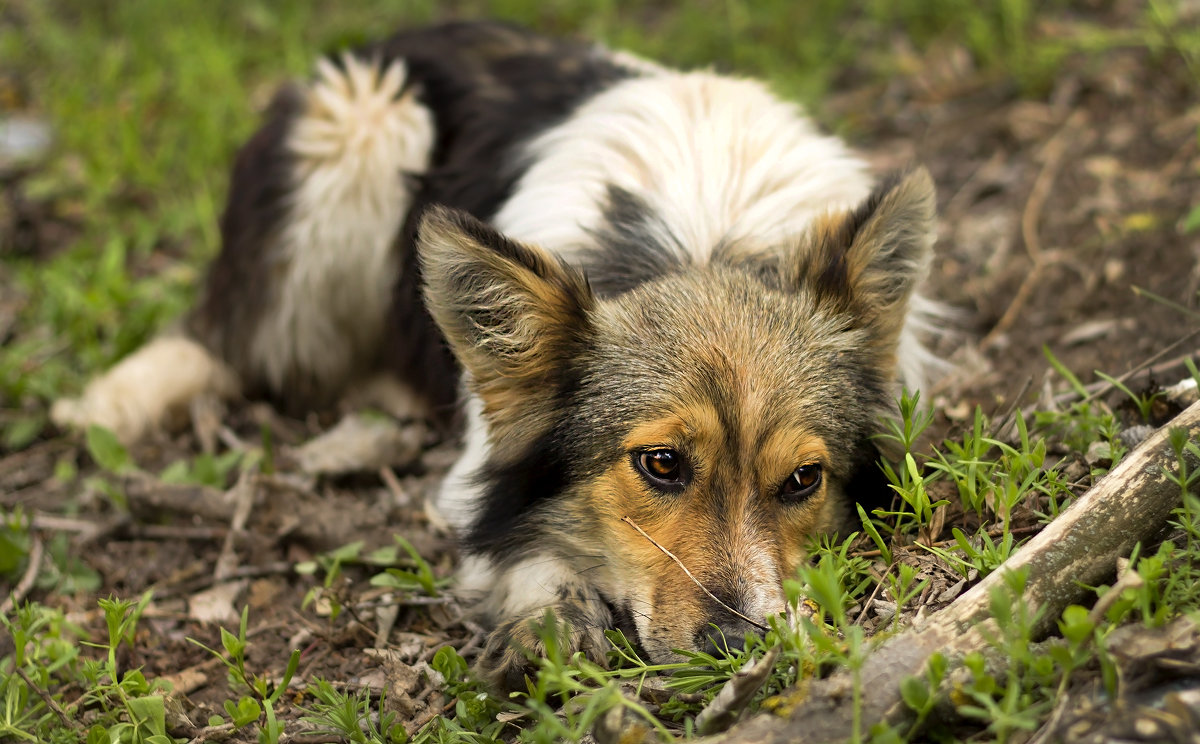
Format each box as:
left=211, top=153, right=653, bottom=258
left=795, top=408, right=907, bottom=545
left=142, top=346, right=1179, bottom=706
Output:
left=0, top=116, right=52, bottom=165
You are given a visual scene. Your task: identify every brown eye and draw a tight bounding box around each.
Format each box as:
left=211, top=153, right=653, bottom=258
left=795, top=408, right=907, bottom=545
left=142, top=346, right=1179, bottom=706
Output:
left=779, top=464, right=822, bottom=503
left=633, top=449, right=689, bottom=492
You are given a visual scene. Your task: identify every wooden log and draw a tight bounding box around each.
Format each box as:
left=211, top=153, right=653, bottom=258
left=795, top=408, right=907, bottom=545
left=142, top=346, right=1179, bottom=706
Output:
left=712, top=400, right=1200, bottom=744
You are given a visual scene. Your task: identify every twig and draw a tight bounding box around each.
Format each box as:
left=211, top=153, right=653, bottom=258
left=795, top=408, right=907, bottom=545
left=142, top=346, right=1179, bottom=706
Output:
left=620, top=515, right=769, bottom=633
left=852, top=560, right=898, bottom=626
left=379, top=465, right=410, bottom=506
left=981, top=111, right=1087, bottom=348
left=1, top=533, right=43, bottom=615
left=213, top=469, right=256, bottom=583
left=14, top=665, right=73, bottom=730
left=1020, top=339, right=1200, bottom=418
left=404, top=698, right=458, bottom=736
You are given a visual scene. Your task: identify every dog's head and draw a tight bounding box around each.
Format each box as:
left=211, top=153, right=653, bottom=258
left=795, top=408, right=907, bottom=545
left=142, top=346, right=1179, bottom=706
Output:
left=418, top=168, right=935, bottom=661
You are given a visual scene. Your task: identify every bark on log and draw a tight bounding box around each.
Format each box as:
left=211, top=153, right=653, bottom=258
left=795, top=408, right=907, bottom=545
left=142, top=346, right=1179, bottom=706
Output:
left=711, top=400, right=1200, bottom=744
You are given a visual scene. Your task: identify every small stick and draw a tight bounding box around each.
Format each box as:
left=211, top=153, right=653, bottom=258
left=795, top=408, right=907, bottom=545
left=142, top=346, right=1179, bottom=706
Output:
left=0, top=534, right=44, bottom=616
left=213, top=469, right=256, bottom=583
left=14, top=664, right=72, bottom=730
left=852, top=560, right=897, bottom=626
left=379, top=465, right=410, bottom=507
left=981, top=111, right=1086, bottom=348
left=620, top=516, right=769, bottom=633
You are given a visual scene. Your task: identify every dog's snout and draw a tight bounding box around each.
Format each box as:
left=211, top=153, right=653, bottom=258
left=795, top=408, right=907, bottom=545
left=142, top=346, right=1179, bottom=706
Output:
left=696, top=616, right=758, bottom=656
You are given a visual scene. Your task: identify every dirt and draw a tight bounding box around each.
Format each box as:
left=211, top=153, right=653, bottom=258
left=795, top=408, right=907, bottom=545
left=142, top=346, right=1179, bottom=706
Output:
left=2, top=16, right=1199, bottom=744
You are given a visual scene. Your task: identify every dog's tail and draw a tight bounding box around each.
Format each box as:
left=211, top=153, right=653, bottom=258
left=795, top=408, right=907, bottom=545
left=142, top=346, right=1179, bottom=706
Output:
left=193, top=52, right=436, bottom=408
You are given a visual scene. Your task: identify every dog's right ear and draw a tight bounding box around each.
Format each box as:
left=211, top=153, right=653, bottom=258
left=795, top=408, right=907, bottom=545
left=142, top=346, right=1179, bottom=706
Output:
left=418, top=206, right=594, bottom=439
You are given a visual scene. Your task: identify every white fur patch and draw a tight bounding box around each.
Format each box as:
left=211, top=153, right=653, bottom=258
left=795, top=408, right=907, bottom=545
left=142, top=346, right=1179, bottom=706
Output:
left=435, top=392, right=488, bottom=532
left=493, top=72, right=874, bottom=264
left=51, top=336, right=239, bottom=443
left=251, top=54, right=435, bottom=394
left=461, top=553, right=592, bottom=620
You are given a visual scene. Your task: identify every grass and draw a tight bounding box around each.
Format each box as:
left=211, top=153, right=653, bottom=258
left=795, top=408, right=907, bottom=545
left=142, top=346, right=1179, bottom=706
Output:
left=3, top=0, right=1200, bottom=742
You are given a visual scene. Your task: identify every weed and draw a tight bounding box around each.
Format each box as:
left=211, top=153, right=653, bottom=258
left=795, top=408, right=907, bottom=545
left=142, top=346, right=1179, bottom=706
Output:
left=1095, top=371, right=1165, bottom=423
left=189, top=606, right=302, bottom=743
left=298, top=537, right=451, bottom=624
left=886, top=564, right=929, bottom=630
left=299, top=678, right=408, bottom=744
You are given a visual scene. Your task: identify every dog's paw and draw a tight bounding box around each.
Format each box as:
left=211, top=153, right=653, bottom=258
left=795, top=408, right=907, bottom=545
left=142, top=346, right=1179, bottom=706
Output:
left=477, top=608, right=610, bottom=692
left=51, top=337, right=239, bottom=444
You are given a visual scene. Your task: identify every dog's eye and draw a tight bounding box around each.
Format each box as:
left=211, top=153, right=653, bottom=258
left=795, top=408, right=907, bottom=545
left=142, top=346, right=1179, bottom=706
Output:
left=633, top=449, right=689, bottom=492
left=779, top=464, right=822, bottom=503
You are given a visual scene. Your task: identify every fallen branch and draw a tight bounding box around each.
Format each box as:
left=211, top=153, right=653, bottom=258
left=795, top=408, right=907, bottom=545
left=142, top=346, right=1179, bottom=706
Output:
left=711, top=399, right=1200, bottom=743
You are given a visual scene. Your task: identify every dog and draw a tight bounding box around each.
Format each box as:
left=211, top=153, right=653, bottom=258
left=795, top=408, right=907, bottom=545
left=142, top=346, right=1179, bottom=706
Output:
left=52, top=21, right=943, bottom=689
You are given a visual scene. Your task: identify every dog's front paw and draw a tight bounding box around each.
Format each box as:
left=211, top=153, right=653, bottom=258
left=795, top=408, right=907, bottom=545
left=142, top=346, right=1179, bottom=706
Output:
left=477, top=607, right=610, bottom=692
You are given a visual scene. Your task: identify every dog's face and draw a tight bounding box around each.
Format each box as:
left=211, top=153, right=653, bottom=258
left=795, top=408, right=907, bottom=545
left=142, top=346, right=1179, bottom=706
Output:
left=419, top=169, right=934, bottom=661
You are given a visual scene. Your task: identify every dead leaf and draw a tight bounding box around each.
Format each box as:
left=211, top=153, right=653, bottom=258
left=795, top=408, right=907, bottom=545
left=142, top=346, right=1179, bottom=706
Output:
left=695, top=645, right=782, bottom=735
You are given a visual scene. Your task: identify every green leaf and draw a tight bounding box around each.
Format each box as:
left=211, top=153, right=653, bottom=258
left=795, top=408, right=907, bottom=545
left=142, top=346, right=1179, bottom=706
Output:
left=220, top=626, right=244, bottom=660
left=900, top=675, right=930, bottom=711
left=1183, top=203, right=1200, bottom=234
left=86, top=425, right=134, bottom=474
left=127, top=694, right=167, bottom=735
left=225, top=696, right=262, bottom=727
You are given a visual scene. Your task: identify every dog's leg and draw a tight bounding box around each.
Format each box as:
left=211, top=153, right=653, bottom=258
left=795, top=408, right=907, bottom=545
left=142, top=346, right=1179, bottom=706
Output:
left=50, top=336, right=239, bottom=443
left=457, top=554, right=614, bottom=691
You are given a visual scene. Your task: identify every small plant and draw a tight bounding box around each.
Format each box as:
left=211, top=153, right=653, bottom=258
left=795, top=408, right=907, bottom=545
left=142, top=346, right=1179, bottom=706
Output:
left=886, top=563, right=928, bottom=630
left=920, top=527, right=1019, bottom=579
left=298, top=536, right=450, bottom=625
left=370, top=535, right=449, bottom=597
left=189, top=606, right=302, bottom=743
left=793, top=556, right=873, bottom=744
left=1094, top=371, right=1164, bottom=424
left=951, top=569, right=1052, bottom=743
left=299, top=678, right=408, bottom=744
left=1037, top=348, right=1126, bottom=463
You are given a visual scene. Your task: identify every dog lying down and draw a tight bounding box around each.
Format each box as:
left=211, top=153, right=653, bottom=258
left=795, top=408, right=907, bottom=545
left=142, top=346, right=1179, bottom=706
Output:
left=53, top=21, right=945, bottom=689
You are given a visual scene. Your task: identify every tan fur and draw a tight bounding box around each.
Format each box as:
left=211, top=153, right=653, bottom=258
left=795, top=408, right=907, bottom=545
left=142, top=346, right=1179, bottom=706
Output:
left=578, top=366, right=837, bottom=656
left=50, top=337, right=240, bottom=443
left=798, top=168, right=937, bottom=350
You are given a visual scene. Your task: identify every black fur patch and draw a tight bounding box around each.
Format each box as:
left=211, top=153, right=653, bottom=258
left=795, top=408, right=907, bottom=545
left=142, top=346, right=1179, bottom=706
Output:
left=188, top=86, right=303, bottom=404
left=579, top=185, right=688, bottom=297
left=465, top=421, right=573, bottom=559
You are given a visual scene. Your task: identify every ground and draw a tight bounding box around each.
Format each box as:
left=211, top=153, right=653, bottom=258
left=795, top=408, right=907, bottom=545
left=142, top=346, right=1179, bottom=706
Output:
left=1, top=1, right=1199, bottom=742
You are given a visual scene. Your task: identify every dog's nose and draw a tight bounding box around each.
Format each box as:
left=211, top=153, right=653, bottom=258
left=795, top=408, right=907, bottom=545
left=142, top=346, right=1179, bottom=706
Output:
left=697, top=617, right=757, bottom=657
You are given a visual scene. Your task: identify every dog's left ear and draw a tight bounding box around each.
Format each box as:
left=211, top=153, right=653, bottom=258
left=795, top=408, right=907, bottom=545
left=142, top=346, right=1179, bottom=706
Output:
left=794, top=167, right=936, bottom=349
left=417, top=206, right=594, bottom=440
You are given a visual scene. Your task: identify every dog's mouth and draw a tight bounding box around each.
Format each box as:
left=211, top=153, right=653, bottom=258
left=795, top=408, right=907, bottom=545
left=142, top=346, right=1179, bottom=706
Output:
left=604, top=595, right=649, bottom=659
